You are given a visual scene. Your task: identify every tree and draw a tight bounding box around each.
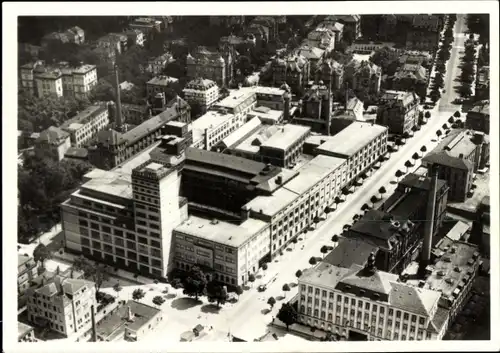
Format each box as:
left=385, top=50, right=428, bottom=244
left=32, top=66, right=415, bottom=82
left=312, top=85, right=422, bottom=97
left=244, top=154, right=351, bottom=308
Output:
left=267, top=296, right=277, bottom=309
left=412, top=152, right=420, bottom=161
left=378, top=186, right=387, bottom=199
left=425, top=111, right=431, bottom=119
left=282, top=283, right=291, bottom=298
left=152, top=295, right=165, bottom=307
left=331, top=234, right=339, bottom=243
left=112, top=283, right=122, bottom=298
left=262, top=263, right=268, bottom=274
left=132, top=288, right=146, bottom=301
left=33, top=243, right=52, bottom=269
left=334, top=196, right=342, bottom=209
left=292, top=237, right=298, bottom=249
left=320, top=245, right=329, bottom=258
left=395, top=169, right=403, bottom=182
left=411, top=125, right=418, bottom=135
left=295, top=270, right=303, bottom=280
left=235, top=285, right=244, bottom=299
left=420, top=145, right=427, bottom=154
left=277, top=303, right=298, bottom=331
left=361, top=203, right=370, bottom=213
left=442, top=123, right=449, bottom=130
left=182, top=266, right=208, bottom=300
left=430, top=90, right=441, bottom=104
left=309, top=257, right=318, bottom=266
left=402, top=131, right=411, bottom=143
left=458, top=84, right=472, bottom=98
left=352, top=214, right=360, bottom=223
left=404, top=160, right=413, bottom=173
left=170, top=278, right=182, bottom=289
left=370, top=195, right=378, bottom=208
left=248, top=274, right=256, bottom=287
left=436, top=130, right=443, bottom=138
left=206, top=281, right=228, bottom=308
left=72, top=258, right=110, bottom=297
left=454, top=111, right=461, bottom=118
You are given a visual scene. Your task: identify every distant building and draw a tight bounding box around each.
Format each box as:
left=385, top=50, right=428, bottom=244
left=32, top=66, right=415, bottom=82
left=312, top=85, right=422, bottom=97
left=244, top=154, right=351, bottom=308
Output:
left=348, top=41, right=398, bottom=55
left=324, top=15, right=362, bottom=40
left=186, top=46, right=233, bottom=87
left=146, top=75, right=179, bottom=97
left=422, top=129, right=489, bottom=202
left=344, top=59, right=382, bottom=94
left=140, top=53, right=174, bottom=75
left=315, top=58, right=344, bottom=90
left=60, top=104, right=110, bottom=148
left=88, top=98, right=190, bottom=170
left=41, top=26, right=85, bottom=47
left=92, top=47, right=116, bottom=65
left=475, top=66, right=489, bottom=100
left=465, top=101, right=489, bottom=134
left=124, top=29, right=145, bottom=47
left=182, top=78, right=219, bottom=114
left=296, top=253, right=447, bottom=340
left=26, top=275, right=97, bottom=337
left=406, top=15, right=443, bottom=51
left=96, top=33, right=128, bottom=54
left=34, top=126, right=71, bottom=162
left=95, top=300, right=164, bottom=341
left=388, top=63, right=428, bottom=101
left=376, top=90, right=420, bottom=135
left=293, top=84, right=332, bottom=134
left=271, top=55, right=311, bottom=94
left=18, top=254, right=38, bottom=295
left=294, top=45, right=325, bottom=71
left=316, top=21, right=344, bottom=44
left=129, top=17, right=162, bottom=33
left=305, top=28, right=336, bottom=52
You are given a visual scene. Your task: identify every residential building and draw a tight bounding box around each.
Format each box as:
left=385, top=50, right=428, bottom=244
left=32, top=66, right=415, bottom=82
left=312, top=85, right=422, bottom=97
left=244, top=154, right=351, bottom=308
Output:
left=406, top=15, right=442, bottom=51
left=26, top=275, right=97, bottom=337
left=119, top=81, right=135, bottom=91
left=60, top=104, right=110, bottom=148
left=95, top=300, right=164, bottom=341
left=18, top=254, right=38, bottom=295
left=92, top=46, right=116, bottom=65
left=140, top=53, right=174, bottom=75
left=182, top=78, right=219, bottom=114
left=344, top=59, right=382, bottom=94
left=347, top=41, right=398, bottom=55
left=305, top=28, right=336, bottom=52
left=186, top=46, right=233, bottom=87
left=475, top=66, right=490, bottom=100
left=465, top=101, right=489, bottom=134
left=314, top=122, right=388, bottom=185
left=173, top=215, right=271, bottom=287
left=329, top=97, right=366, bottom=135
left=296, top=254, right=446, bottom=341
left=209, top=16, right=245, bottom=28
left=87, top=98, right=190, bottom=170
left=293, top=84, right=332, bottom=134
left=96, top=33, right=128, bottom=54
left=34, top=68, right=64, bottom=98
left=146, top=76, right=179, bottom=97
left=243, top=155, right=348, bottom=256
left=399, top=50, right=433, bottom=67
left=124, top=29, right=145, bottom=47
left=62, top=161, right=188, bottom=277
left=19, top=61, right=45, bottom=95
left=250, top=16, right=278, bottom=41
left=315, top=58, right=344, bottom=90
left=324, top=15, right=362, bottom=40
left=271, top=55, right=311, bottom=94
left=59, top=63, right=99, bottom=99
left=41, top=26, right=85, bottom=47
left=121, top=103, right=151, bottom=125
left=376, top=91, right=420, bottom=135
left=129, top=17, right=162, bottom=33
left=388, top=63, right=428, bottom=101
left=422, top=129, right=489, bottom=202
left=18, top=322, right=36, bottom=342
left=294, top=45, right=325, bottom=71
left=316, top=21, right=344, bottom=44
left=34, top=126, right=71, bottom=162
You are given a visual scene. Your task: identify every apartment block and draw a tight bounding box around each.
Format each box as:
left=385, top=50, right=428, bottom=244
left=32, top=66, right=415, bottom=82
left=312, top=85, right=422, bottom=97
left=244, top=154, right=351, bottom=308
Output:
left=34, top=126, right=71, bottom=162
left=61, top=162, right=188, bottom=278
left=314, top=122, right=388, bottom=186
left=60, top=104, right=110, bottom=148
left=18, top=254, right=38, bottom=295
left=376, top=91, right=420, bottom=135
left=182, top=78, right=219, bottom=113
left=26, top=275, right=97, bottom=337
left=146, top=76, right=179, bottom=97
left=465, top=102, right=490, bottom=135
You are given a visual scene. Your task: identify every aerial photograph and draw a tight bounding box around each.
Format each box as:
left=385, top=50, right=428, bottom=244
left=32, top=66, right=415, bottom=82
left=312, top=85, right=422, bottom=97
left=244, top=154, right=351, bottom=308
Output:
left=14, top=11, right=492, bottom=345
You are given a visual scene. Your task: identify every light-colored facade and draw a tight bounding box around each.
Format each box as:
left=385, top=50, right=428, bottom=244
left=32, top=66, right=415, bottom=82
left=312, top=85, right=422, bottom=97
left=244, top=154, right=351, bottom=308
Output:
left=34, top=126, right=71, bottom=162
left=243, top=155, right=348, bottom=256
left=18, top=322, right=37, bottom=342
left=72, top=65, right=98, bottom=99
left=376, top=91, right=420, bottom=135
left=26, top=275, right=97, bottom=337
left=183, top=78, right=219, bottom=113
left=60, top=104, right=110, bottom=147
left=61, top=162, right=188, bottom=278
left=297, top=260, right=446, bottom=341
left=141, top=53, right=174, bottom=75
left=315, top=122, right=388, bottom=184
left=18, top=254, right=38, bottom=295
left=129, top=18, right=162, bottom=33
left=35, top=69, right=64, bottom=98
left=259, top=124, right=311, bottom=168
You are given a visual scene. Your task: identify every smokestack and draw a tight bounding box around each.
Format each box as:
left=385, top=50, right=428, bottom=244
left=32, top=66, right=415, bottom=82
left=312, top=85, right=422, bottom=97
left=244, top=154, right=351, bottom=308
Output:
left=420, top=166, right=439, bottom=273
left=90, top=304, right=97, bottom=342
left=114, top=63, right=123, bottom=130
left=326, top=82, right=332, bottom=136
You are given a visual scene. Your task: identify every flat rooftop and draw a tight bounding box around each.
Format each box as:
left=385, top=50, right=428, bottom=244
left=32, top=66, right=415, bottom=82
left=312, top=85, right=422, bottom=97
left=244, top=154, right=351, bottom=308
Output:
left=191, top=110, right=235, bottom=144
left=316, top=122, right=387, bottom=157
left=147, top=76, right=179, bottom=86
left=219, top=116, right=261, bottom=149
left=260, top=124, right=311, bottom=151
left=174, top=215, right=269, bottom=248
left=232, top=124, right=280, bottom=155
left=247, top=107, right=283, bottom=123
left=60, top=104, right=108, bottom=132
left=213, top=89, right=256, bottom=110
left=80, top=169, right=132, bottom=199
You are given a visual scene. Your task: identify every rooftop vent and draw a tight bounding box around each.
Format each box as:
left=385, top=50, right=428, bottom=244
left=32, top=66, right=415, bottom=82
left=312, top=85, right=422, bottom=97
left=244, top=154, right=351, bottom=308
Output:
left=437, top=270, right=445, bottom=277
left=454, top=266, right=461, bottom=273
left=210, top=219, right=219, bottom=225
left=445, top=278, right=454, bottom=285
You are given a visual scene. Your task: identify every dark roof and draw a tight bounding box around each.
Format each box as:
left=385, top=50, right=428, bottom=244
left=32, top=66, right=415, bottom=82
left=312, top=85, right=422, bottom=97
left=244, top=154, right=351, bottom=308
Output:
left=65, top=147, right=89, bottom=159
left=323, top=237, right=379, bottom=268
left=36, top=126, right=69, bottom=144
left=399, top=173, right=447, bottom=191
left=422, top=152, right=473, bottom=170
left=349, top=209, right=398, bottom=241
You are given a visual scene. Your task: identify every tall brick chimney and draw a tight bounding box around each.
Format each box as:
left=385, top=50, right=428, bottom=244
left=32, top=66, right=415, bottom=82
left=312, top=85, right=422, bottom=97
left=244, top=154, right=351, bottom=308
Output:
left=114, top=63, right=123, bottom=130
left=419, top=165, right=439, bottom=274
left=90, top=304, right=97, bottom=342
